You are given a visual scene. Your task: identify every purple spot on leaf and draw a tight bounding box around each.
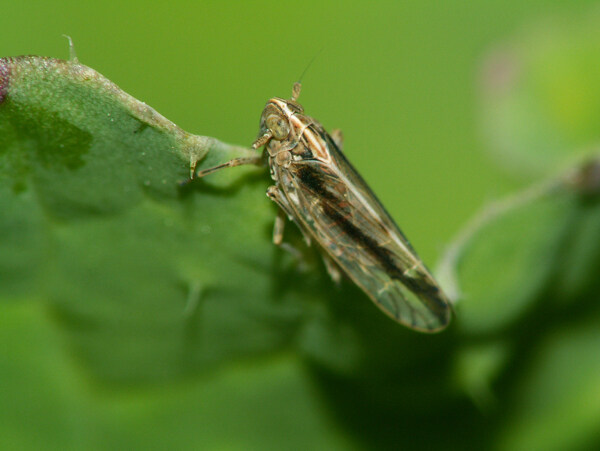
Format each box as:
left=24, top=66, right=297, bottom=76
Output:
left=0, top=59, right=10, bottom=104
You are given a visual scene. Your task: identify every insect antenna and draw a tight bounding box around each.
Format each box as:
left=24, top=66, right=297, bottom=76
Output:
left=292, top=48, right=323, bottom=101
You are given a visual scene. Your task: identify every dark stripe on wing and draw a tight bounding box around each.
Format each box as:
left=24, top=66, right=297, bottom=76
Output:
left=296, top=164, right=449, bottom=320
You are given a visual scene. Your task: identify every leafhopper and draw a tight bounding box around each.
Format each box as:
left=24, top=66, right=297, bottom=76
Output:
left=195, top=84, right=451, bottom=332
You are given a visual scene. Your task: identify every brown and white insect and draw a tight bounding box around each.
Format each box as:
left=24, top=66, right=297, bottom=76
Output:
left=195, top=83, right=451, bottom=332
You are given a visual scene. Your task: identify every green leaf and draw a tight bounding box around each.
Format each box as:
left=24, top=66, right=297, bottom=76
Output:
left=0, top=55, right=309, bottom=383
left=497, top=320, right=600, bottom=451
left=439, top=160, right=600, bottom=449
left=453, top=341, right=511, bottom=410
left=0, top=302, right=353, bottom=451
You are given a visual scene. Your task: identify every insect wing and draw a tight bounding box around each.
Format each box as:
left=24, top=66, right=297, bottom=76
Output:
left=282, top=128, right=451, bottom=332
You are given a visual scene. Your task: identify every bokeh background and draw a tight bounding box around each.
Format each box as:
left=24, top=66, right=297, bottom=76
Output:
left=3, top=0, right=535, bottom=261
left=3, top=1, right=600, bottom=450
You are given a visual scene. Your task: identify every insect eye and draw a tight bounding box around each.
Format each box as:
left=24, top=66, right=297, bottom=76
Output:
left=266, top=114, right=290, bottom=140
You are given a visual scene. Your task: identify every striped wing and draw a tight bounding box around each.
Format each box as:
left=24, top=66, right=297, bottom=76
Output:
left=279, top=132, right=451, bottom=332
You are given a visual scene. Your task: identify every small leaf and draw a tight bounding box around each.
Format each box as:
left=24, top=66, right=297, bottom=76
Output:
left=438, top=157, right=600, bottom=335
left=438, top=178, right=577, bottom=334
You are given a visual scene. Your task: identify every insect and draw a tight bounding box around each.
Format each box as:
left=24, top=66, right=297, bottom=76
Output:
left=195, top=83, right=451, bottom=332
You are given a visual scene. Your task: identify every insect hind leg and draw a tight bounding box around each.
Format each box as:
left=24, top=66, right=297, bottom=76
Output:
left=320, top=251, right=342, bottom=284
left=272, top=208, right=286, bottom=245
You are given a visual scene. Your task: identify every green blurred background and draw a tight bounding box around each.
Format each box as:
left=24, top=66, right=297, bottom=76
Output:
left=5, top=0, right=597, bottom=258
left=3, top=0, right=542, bottom=262
left=3, top=1, right=600, bottom=450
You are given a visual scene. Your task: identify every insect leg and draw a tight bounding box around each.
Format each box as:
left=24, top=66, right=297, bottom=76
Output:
left=273, top=208, right=286, bottom=245
left=275, top=213, right=305, bottom=261
left=267, top=186, right=294, bottom=245
left=269, top=184, right=341, bottom=282
left=330, top=129, right=344, bottom=152
left=266, top=186, right=312, bottom=265
left=193, top=155, right=263, bottom=179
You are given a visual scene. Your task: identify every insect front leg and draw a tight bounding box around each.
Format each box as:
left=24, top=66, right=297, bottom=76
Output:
left=270, top=208, right=305, bottom=261
left=266, top=186, right=312, bottom=247
left=268, top=186, right=342, bottom=282
left=192, top=155, right=263, bottom=179
left=267, top=186, right=296, bottom=246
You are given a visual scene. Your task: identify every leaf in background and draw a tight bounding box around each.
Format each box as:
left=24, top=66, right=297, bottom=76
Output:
left=497, top=320, right=600, bottom=451
left=0, top=302, right=353, bottom=451
left=439, top=160, right=600, bottom=449
left=438, top=158, right=600, bottom=336
left=437, top=176, right=577, bottom=335
left=452, top=340, right=510, bottom=410
left=552, top=161, right=600, bottom=303
left=480, top=10, right=600, bottom=177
